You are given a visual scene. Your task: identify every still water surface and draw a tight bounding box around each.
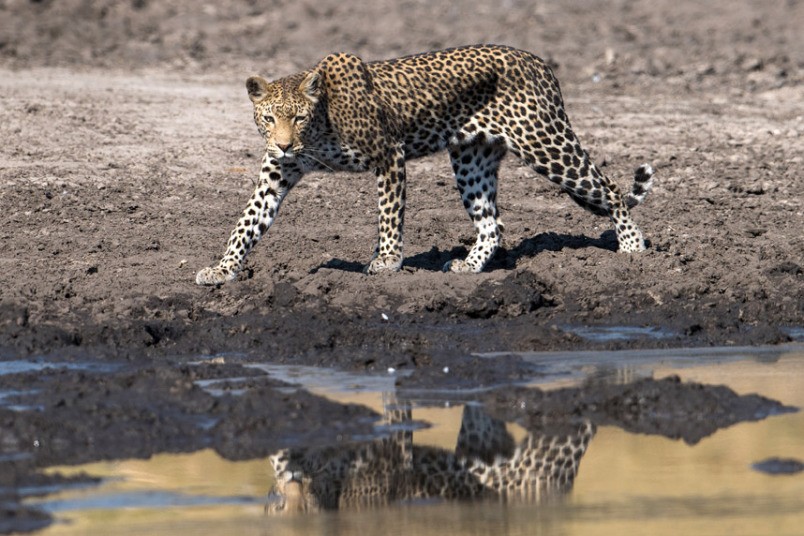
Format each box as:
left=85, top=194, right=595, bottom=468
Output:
left=27, top=346, right=804, bottom=536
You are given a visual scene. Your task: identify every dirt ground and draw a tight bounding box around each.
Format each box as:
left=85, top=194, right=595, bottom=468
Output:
left=0, top=0, right=802, bottom=532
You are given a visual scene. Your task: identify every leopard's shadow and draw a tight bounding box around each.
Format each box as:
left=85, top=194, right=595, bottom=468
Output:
left=497, top=229, right=619, bottom=267
left=312, top=230, right=618, bottom=273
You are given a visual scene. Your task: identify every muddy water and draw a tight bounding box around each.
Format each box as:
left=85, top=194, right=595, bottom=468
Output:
left=26, top=347, right=803, bottom=536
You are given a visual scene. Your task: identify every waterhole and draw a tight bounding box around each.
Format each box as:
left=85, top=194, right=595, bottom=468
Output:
left=21, top=346, right=804, bottom=536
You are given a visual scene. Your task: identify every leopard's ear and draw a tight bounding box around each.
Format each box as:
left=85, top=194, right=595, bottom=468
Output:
left=246, top=76, right=271, bottom=103
left=298, top=70, right=322, bottom=104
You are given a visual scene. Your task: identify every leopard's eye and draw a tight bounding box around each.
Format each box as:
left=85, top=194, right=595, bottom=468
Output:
left=263, top=115, right=275, bottom=124
left=294, top=114, right=308, bottom=123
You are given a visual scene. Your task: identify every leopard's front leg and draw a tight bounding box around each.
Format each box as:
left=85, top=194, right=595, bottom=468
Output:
left=196, top=156, right=303, bottom=285
left=365, top=147, right=406, bottom=274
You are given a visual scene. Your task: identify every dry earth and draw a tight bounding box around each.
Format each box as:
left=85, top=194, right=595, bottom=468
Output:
left=0, top=0, right=802, bottom=362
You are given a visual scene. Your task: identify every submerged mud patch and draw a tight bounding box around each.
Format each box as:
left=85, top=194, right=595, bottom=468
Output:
left=484, top=375, right=798, bottom=445
left=752, top=457, right=804, bottom=475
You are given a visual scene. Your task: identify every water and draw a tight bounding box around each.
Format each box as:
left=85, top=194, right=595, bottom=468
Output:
left=21, top=345, right=804, bottom=536
left=0, top=360, right=119, bottom=376
left=782, top=326, right=804, bottom=341
left=561, top=324, right=675, bottom=342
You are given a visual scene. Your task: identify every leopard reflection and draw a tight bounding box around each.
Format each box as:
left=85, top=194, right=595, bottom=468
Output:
left=265, top=402, right=595, bottom=514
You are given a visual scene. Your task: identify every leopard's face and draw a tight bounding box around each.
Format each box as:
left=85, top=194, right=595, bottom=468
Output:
left=246, top=71, right=321, bottom=161
left=252, top=98, right=314, bottom=160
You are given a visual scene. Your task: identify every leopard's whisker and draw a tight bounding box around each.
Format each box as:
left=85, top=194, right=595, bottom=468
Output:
left=299, top=152, right=336, bottom=173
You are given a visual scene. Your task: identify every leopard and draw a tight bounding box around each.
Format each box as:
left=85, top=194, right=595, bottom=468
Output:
left=265, top=400, right=595, bottom=514
left=196, top=44, right=655, bottom=285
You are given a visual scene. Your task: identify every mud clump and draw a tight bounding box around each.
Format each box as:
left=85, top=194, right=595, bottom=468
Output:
left=484, top=375, right=798, bottom=445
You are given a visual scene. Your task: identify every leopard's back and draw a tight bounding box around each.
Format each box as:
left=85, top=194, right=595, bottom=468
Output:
left=363, top=45, right=558, bottom=159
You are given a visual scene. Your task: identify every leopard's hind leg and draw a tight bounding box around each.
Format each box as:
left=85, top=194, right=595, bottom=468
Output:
left=444, top=138, right=506, bottom=272
left=502, top=98, right=654, bottom=252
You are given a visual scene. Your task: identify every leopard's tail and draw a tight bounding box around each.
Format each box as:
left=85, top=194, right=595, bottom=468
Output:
left=624, top=164, right=655, bottom=209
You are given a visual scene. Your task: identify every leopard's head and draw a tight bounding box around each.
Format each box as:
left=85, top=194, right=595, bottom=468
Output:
left=265, top=469, right=319, bottom=515
left=246, top=70, right=322, bottom=161
left=265, top=451, right=320, bottom=515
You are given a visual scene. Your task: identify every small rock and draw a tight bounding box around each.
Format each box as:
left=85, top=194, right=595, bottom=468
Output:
left=744, top=228, right=767, bottom=237
left=604, top=48, right=617, bottom=66
left=752, top=457, right=803, bottom=475
left=745, top=184, right=765, bottom=195
left=740, top=57, right=763, bottom=72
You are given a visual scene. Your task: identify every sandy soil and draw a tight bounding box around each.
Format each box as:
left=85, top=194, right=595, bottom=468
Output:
left=1, top=0, right=802, bottom=363
left=0, top=0, right=802, bottom=531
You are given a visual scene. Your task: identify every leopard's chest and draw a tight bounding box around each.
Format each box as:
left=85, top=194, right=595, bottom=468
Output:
left=301, top=131, right=371, bottom=173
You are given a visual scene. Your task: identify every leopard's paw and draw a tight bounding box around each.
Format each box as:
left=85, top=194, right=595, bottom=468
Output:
left=618, top=239, right=647, bottom=253
left=616, top=228, right=647, bottom=253
left=195, top=266, right=235, bottom=286
left=442, top=259, right=477, bottom=273
left=365, top=254, right=403, bottom=275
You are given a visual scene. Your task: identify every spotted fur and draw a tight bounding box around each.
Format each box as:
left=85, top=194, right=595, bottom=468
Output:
left=265, top=403, right=595, bottom=513
left=196, top=45, right=655, bottom=285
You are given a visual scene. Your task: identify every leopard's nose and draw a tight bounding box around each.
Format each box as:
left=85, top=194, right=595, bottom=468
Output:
left=276, top=142, right=292, bottom=153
